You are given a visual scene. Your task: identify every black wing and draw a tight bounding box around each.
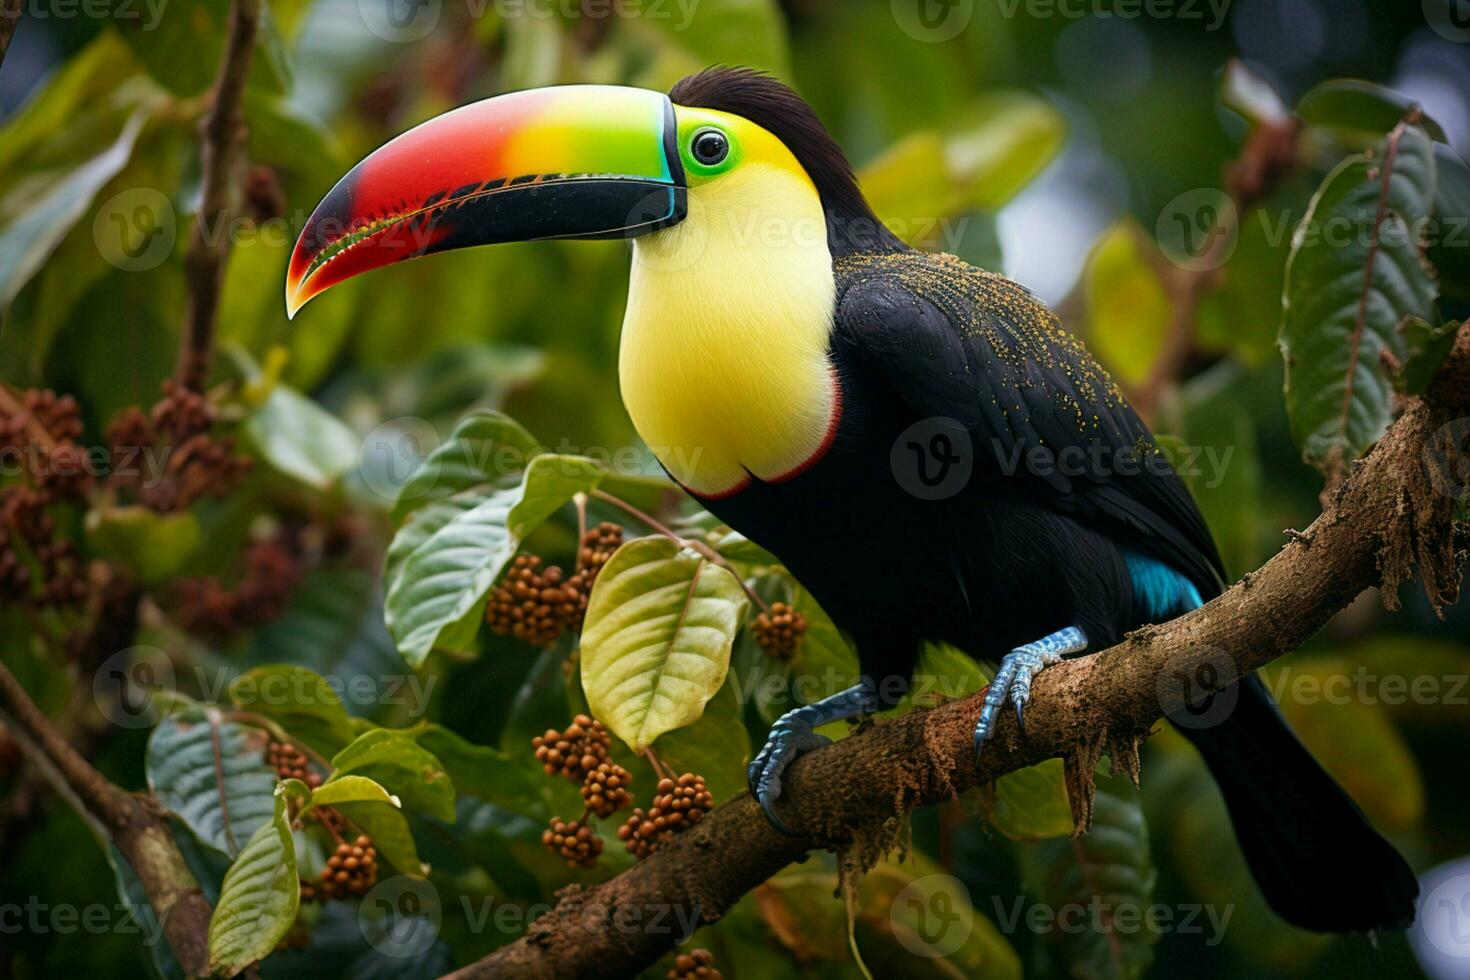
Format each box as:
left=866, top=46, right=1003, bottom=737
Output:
left=833, top=250, right=1226, bottom=598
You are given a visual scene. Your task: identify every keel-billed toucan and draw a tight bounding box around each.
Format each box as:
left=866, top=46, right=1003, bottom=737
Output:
left=288, top=68, right=1418, bottom=933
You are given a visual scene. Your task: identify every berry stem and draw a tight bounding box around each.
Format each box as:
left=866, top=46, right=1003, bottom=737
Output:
left=589, top=490, right=770, bottom=613
left=641, top=746, right=672, bottom=781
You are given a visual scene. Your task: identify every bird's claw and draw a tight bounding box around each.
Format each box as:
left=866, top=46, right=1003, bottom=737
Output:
left=747, top=719, right=831, bottom=836
left=973, top=627, right=1086, bottom=762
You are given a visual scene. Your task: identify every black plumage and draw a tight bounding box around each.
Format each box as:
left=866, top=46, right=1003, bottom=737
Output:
left=673, top=68, right=1418, bottom=934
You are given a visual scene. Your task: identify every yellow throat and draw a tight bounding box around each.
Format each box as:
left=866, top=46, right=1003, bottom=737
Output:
left=619, top=107, right=839, bottom=498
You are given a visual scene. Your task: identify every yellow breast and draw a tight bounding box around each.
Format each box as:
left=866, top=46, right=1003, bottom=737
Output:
left=619, top=161, right=839, bottom=497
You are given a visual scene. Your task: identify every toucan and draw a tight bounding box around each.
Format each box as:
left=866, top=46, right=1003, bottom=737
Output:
left=287, top=67, right=1418, bottom=933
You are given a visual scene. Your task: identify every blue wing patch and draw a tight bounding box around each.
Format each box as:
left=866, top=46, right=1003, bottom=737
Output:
left=1123, top=549, right=1204, bottom=620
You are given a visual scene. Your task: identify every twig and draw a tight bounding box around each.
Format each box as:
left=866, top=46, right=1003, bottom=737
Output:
left=0, top=659, right=213, bottom=977
left=443, top=325, right=1470, bottom=980
left=591, top=489, right=771, bottom=613
left=176, top=0, right=262, bottom=391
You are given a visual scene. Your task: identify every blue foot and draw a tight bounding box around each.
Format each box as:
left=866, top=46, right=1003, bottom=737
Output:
left=748, top=681, right=877, bottom=836
left=974, top=627, right=1088, bottom=760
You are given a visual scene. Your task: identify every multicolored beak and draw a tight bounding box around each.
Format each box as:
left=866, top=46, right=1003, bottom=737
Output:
left=286, top=85, right=686, bottom=317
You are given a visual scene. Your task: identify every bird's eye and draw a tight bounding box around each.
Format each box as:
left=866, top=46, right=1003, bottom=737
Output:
left=690, top=129, right=730, bottom=167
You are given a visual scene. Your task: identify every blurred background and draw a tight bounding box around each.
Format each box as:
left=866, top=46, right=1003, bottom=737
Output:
left=2, top=0, right=1469, bottom=978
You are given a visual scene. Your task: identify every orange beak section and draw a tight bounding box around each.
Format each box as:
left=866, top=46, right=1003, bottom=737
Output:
left=286, top=85, right=685, bottom=317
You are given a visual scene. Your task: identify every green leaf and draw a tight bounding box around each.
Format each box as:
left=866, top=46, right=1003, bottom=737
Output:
left=1019, top=773, right=1158, bottom=980
left=243, top=384, right=360, bottom=491
left=860, top=92, right=1066, bottom=237
left=628, top=0, right=789, bottom=79
left=328, top=729, right=455, bottom=822
left=974, top=758, right=1074, bottom=842
left=391, top=410, right=541, bottom=522
left=1219, top=58, right=1287, bottom=125
left=309, top=772, right=400, bottom=808
left=228, top=665, right=357, bottom=756
left=85, top=505, right=203, bottom=585
left=652, top=678, right=749, bottom=803
left=1429, top=143, right=1470, bottom=306
left=411, top=722, right=549, bottom=817
left=1296, top=80, right=1448, bottom=146
left=0, top=111, right=147, bottom=310
left=333, top=798, right=422, bottom=874
left=1084, top=221, right=1171, bottom=387
left=207, top=784, right=300, bottom=977
left=1280, top=123, right=1439, bottom=482
left=384, top=454, right=603, bottom=666
left=580, top=537, right=749, bottom=750
left=146, top=705, right=277, bottom=857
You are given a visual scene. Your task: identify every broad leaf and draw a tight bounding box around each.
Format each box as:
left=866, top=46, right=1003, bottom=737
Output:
left=0, top=112, right=147, bottom=309
left=974, top=758, right=1074, bottom=842
left=243, top=384, right=359, bottom=491
left=1296, top=80, right=1448, bottom=146
left=85, top=505, right=202, bottom=585
left=228, top=665, right=356, bottom=756
left=411, top=722, right=549, bottom=817
left=328, top=729, right=455, bottom=822
left=391, top=410, right=541, bottom=521
left=310, top=773, right=400, bottom=808
left=1281, top=122, right=1439, bottom=482
left=1085, top=221, right=1170, bottom=387
left=1019, top=773, right=1158, bottom=980
left=384, top=454, right=603, bottom=666
left=580, top=538, right=749, bottom=750
left=207, top=784, right=300, bottom=977
left=146, top=706, right=278, bottom=857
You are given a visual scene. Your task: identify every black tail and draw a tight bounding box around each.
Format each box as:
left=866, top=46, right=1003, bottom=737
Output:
left=1175, top=674, right=1419, bottom=932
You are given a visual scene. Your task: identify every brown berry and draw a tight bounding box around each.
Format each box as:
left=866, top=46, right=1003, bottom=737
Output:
left=532, top=714, right=611, bottom=782
left=667, top=948, right=721, bottom=980
left=752, top=602, right=806, bottom=660
left=581, top=761, right=633, bottom=818
left=542, top=816, right=602, bottom=868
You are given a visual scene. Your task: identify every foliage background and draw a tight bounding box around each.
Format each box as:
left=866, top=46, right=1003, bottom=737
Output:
left=2, top=0, right=1469, bottom=978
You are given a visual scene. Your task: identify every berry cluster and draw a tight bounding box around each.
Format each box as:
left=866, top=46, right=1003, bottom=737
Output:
left=172, top=537, right=302, bottom=638
left=532, top=715, right=611, bottom=782
left=266, top=740, right=322, bottom=788
left=541, top=816, right=603, bottom=868
left=104, top=381, right=251, bottom=513
left=1, top=389, right=90, bottom=608
left=300, top=836, right=378, bottom=902
left=752, top=602, right=807, bottom=660
left=667, top=949, right=722, bottom=980
left=617, top=774, right=715, bottom=860
left=485, top=523, right=624, bottom=646
left=580, top=760, right=633, bottom=818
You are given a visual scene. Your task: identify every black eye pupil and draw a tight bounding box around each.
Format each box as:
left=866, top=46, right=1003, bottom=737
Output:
left=692, top=130, right=728, bottom=166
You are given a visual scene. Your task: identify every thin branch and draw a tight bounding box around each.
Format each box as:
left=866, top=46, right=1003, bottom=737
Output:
left=0, top=658, right=213, bottom=977
left=176, top=0, right=262, bottom=391
left=444, top=325, right=1470, bottom=980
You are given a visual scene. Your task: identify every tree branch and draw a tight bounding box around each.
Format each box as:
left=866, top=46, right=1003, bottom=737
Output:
left=176, top=0, right=261, bottom=391
left=445, top=325, right=1470, bottom=980
left=0, top=659, right=213, bottom=977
